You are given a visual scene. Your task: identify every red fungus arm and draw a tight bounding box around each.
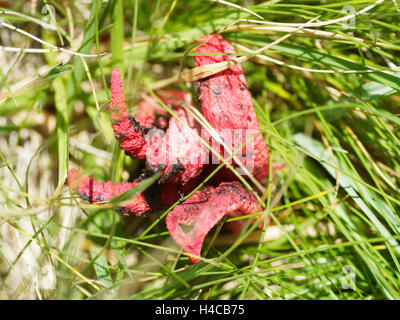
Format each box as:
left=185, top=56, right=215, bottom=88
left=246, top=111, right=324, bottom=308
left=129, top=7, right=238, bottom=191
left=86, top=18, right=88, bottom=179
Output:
left=194, top=34, right=270, bottom=181
left=67, top=169, right=151, bottom=215
left=166, top=181, right=261, bottom=262
left=110, top=68, right=149, bottom=159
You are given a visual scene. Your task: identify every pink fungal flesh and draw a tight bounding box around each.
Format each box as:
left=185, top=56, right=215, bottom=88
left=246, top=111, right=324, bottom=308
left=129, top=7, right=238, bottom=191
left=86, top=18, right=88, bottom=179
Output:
left=166, top=181, right=260, bottom=263
left=194, top=34, right=270, bottom=181
left=67, top=169, right=151, bottom=215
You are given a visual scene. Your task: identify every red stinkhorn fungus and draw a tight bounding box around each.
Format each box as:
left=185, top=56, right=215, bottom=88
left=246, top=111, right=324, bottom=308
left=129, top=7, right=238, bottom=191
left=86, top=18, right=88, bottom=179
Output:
left=68, top=34, right=277, bottom=263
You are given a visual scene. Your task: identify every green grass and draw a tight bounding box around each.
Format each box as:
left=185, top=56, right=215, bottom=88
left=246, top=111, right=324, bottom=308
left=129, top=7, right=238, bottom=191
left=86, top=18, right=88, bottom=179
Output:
left=0, top=0, right=399, bottom=300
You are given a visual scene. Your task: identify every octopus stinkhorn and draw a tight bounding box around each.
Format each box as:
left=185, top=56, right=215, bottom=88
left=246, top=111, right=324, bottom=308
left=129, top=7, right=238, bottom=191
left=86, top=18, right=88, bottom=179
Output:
left=68, top=34, right=279, bottom=263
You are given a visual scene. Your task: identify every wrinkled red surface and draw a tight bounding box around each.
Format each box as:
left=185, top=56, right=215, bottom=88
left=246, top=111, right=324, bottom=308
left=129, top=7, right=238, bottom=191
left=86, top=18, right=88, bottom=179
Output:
left=144, top=106, right=207, bottom=185
left=67, top=169, right=151, bottom=215
left=69, top=35, right=277, bottom=263
left=166, top=181, right=261, bottom=263
left=110, top=68, right=148, bottom=160
left=194, top=34, right=270, bottom=181
left=111, top=69, right=206, bottom=185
